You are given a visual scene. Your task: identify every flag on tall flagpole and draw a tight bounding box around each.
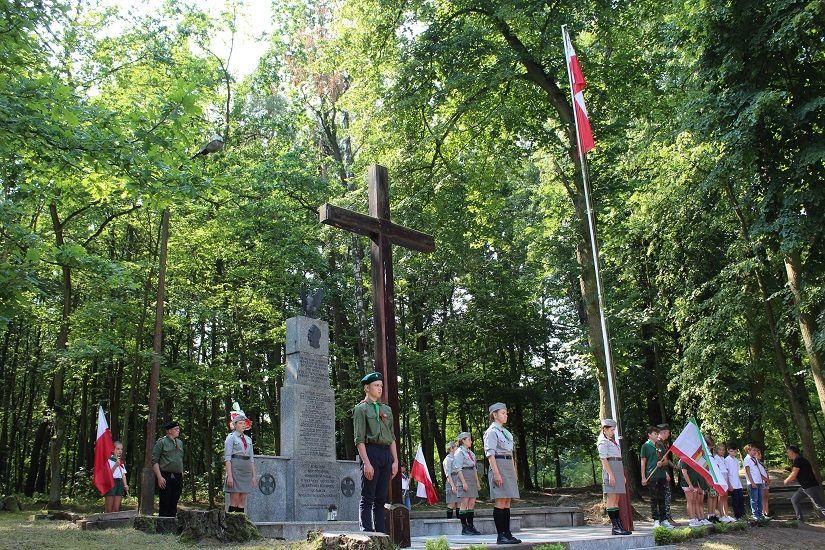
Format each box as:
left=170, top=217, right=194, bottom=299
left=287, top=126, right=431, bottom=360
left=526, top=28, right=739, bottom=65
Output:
left=93, top=405, right=116, bottom=496
left=411, top=446, right=439, bottom=504
left=670, top=419, right=728, bottom=495
left=563, top=29, right=595, bottom=154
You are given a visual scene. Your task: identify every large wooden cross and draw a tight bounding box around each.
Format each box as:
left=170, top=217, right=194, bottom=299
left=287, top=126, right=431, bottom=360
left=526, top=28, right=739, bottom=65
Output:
left=320, top=164, right=434, bottom=504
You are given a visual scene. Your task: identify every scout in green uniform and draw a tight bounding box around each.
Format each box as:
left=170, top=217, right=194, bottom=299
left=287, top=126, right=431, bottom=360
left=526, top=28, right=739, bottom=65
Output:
left=640, top=426, right=668, bottom=527
left=152, top=420, right=184, bottom=517
left=656, top=423, right=675, bottom=524
left=353, top=372, right=398, bottom=533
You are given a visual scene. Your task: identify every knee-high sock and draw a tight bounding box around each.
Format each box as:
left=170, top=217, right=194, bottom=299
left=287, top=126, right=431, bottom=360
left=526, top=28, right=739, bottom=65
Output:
left=458, top=510, right=467, bottom=527
left=492, top=507, right=506, bottom=534
left=467, top=510, right=474, bottom=527
left=447, top=509, right=454, bottom=519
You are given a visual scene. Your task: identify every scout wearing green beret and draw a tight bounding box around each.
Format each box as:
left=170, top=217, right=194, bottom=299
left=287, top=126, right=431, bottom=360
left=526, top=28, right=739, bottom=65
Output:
left=152, top=420, right=184, bottom=517
left=353, top=371, right=398, bottom=534
left=484, top=402, right=521, bottom=544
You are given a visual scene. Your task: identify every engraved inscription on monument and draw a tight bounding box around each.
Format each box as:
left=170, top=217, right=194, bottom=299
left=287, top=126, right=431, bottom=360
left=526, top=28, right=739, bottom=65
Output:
left=286, top=353, right=330, bottom=387
left=295, top=464, right=339, bottom=517
left=293, top=387, right=335, bottom=459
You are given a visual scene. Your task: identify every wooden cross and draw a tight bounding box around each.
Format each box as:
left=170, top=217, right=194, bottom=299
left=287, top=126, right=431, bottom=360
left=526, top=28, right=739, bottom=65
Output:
left=320, top=164, right=434, bottom=505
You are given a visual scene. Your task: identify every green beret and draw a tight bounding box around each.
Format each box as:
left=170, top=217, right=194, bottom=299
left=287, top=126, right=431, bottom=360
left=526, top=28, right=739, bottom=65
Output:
left=361, top=371, right=383, bottom=385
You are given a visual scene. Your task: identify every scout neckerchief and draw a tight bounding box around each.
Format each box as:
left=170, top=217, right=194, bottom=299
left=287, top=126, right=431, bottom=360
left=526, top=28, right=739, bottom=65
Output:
left=494, top=421, right=512, bottom=442
left=238, top=432, right=247, bottom=451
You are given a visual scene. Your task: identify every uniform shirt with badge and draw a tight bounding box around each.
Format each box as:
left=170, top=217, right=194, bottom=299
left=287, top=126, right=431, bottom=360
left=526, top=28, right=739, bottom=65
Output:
left=483, top=422, right=514, bottom=457
left=224, top=431, right=255, bottom=463
left=353, top=399, right=395, bottom=445
left=151, top=435, right=184, bottom=473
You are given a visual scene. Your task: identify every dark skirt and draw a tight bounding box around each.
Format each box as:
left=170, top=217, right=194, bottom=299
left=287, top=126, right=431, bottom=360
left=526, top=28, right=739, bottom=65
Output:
left=105, top=478, right=125, bottom=497
left=224, top=457, right=254, bottom=493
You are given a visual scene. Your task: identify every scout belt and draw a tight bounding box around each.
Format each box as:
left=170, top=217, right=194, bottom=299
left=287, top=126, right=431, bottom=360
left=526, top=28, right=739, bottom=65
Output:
left=231, top=454, right=250, bottom=460
left=461, top=466, right=475, bottom=470
left=606, top=457, right=622, bottom=461
left=494, top=454, right=513, bottom=460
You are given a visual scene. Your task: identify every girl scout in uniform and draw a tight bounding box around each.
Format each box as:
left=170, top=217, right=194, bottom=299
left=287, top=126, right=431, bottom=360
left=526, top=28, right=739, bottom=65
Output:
left=598, top=418, right=631, bottom=535
left=452, top=431, right=482, bottom=535
left=224, top=412, right=257, bottom=514
left=443, top=440, right=459, bottom=518
left=484, top=402, right=521, bottom=545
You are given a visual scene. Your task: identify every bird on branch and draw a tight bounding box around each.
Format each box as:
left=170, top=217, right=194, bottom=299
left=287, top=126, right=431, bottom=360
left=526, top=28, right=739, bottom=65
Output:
left=191, top=133, right=224, bottom=159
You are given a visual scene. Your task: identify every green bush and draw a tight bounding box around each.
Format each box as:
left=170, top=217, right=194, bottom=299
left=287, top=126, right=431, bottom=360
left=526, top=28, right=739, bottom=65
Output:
left=463, top=545, right=489, bottom=550
left=532, top=545, right=565, bottom=550
left=424, top=536, right=450, bottom=550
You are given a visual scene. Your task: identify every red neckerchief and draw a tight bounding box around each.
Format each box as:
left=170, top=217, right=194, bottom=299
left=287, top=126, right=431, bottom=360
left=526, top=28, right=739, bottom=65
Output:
left=240, top=433, right=247, bottom=451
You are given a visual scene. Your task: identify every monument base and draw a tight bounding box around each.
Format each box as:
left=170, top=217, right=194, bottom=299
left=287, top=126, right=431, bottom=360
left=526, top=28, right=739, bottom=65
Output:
left=253, top=520, right=360, bottom=540
left=384, top=504, right=411, bottom=548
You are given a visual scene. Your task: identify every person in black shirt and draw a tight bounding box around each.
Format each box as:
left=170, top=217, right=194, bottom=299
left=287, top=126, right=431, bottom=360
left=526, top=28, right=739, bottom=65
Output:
left=783, top=445, right=825, bottom=521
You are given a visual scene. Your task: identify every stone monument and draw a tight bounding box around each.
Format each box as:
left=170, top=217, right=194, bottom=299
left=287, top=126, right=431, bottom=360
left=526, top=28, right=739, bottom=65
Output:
left=245, top=314, right=361, bottom=538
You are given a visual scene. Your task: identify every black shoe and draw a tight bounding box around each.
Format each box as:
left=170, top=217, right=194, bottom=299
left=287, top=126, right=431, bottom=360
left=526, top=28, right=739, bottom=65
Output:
left=467, top=526, right=482, bottom=535
left=496, top=534, right=520, bottom=545
left=505, top=532, right=522, bottom=543
left=461, top=526, right=472, bottom=535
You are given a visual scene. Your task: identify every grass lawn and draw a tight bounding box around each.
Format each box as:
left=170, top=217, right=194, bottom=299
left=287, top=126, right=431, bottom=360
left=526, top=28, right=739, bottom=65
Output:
left=0, top=512, right=296, bottom=550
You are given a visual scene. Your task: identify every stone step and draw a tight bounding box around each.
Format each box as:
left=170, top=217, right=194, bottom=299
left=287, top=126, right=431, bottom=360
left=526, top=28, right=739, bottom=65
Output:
left=564, top=534, right=656, bottom=550
left=79, top=510, right=138, bottom=531
left=412, top=507, right=584, bottom=528
left=254, top=520, right=360, bottom=540
left=411, top=516, right=522, bottom=537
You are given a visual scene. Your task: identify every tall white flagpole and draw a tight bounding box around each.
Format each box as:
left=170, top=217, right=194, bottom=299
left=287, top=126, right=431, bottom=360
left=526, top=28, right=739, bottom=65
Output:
left=561, top=26, right=621, bottom=439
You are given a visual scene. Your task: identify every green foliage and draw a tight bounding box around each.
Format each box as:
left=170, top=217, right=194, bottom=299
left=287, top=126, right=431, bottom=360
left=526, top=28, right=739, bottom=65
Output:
left=653, top=521, right=748, bottom=545
left=424, top=536, right=450, bottom=550
left=532, top=544, right=565, bottom=550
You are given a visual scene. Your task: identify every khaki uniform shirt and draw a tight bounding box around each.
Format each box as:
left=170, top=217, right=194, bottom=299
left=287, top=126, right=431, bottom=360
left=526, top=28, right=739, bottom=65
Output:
left=597, top=433, right=622, bottom=459
left=483, top=422, right=514, bottom=457
left=224, top=432, right=255, bottom=463
left=152, top=435, right=184, bottom=473
left=452, top=446, right=477, bottom=473
left=353, top=399, right=395, bottom=445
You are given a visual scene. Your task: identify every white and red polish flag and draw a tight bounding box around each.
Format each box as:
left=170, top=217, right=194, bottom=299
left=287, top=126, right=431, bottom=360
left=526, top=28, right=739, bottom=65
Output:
left=563, top=29, right=595, bottom=154
left=93, top=405, right=115, bottom=496
left=412, top=446, right=439, bottom=504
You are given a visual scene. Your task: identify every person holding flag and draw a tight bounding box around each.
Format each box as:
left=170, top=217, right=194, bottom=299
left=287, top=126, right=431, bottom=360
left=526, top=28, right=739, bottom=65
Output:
left=93, top=405, right=116, bottom=503
left=640, top=426, right=669, bottom=528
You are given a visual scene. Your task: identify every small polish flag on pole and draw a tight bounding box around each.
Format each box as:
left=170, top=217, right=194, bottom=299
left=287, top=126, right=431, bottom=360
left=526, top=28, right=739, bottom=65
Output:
left=411, top=446, right=439, bottom=504
left=93, top=405, right=116, bottom=496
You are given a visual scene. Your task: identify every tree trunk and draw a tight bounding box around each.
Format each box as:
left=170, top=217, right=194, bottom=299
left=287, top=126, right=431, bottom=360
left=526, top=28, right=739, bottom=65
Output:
left=784, top=250, right=825, bottom=421
left=724, top=184, right=820, bottom=472
left=48, top=202, right=71, bottom=508
left=140, top=207, right=170, bottom=515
